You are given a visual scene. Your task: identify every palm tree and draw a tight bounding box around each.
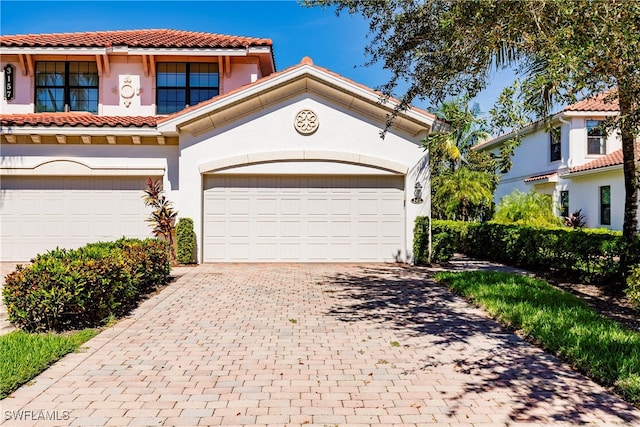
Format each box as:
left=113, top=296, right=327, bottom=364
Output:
left=425, top=97, right=491, bottom=173
left=435, top=168, right=493, bottom=222
left=426, top=97, right=496, bottom=221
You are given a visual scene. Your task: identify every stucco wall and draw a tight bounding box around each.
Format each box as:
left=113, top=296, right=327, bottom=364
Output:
left=568, top=169, right=624, bottom=230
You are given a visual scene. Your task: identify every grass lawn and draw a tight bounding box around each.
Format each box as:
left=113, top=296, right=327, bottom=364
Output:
left=436, top=271, right=640, bottom=405
left=0, top=329, right=98, bottom=399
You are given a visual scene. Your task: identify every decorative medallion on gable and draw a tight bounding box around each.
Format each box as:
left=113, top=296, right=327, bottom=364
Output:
left=113, top=75, right=142, bottom=108
left=294, top=109, right=319, bottom=135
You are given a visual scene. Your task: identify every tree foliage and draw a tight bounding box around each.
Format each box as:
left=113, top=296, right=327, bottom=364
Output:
left=435, top=168, right=494, bottom=222
left=426, top=97, right=496, bottom=221
left=493, top=190, right=562, bottom=227
left=306, top=0, right=640, bottom=248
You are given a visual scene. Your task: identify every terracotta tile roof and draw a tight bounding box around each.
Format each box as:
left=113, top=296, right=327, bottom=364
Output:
left=569, top=144, right=640, bottom=174
left=564, top=91, right=619, bottom=112
left=158, top=56, right=437, bottom=124
left=0, top=29, right=272, bottom=49
left=524, top=172, right=558, bottom=183
left=0, top=113, right=158, bottom=127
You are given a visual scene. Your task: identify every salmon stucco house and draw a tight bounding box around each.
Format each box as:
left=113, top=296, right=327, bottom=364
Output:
left=0, top=29, right=435, bottom=263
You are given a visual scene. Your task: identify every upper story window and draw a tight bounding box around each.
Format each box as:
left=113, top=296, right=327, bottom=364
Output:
left=156, top=63, right=219, bottom=114
left=550, top=126, right=561, bottom=162
left=35, top=62, right=98, bottom=113
left=587, top=119, right=606, bottom=155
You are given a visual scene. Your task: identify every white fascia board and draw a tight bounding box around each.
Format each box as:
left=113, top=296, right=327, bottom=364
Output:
left=562, top=111, right=618, bottom=117
left=563, top=164, right=622, bottom=178
left=127, top=47, right=249, bottom=56
left=0, top=47, right=107, bottom=55
left=247, top=46, right=272, bottom=54
left=1, top=126, right=160, bottom=137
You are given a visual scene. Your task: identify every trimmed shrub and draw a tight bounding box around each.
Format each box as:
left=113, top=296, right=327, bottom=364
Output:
left=414, top=218, right=630, bottom=285
left=176, top=218, right=197, bottom=264
left=2, top=238, right=170, bottom=332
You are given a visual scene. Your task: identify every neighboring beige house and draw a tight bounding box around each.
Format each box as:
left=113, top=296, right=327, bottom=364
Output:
left=474, top=93, right=636, bottom=230
left=0, top=29, right=436, bottom=263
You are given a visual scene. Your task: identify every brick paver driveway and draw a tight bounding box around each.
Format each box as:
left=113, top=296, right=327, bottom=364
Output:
left=2, top=264, right=639, bottom=426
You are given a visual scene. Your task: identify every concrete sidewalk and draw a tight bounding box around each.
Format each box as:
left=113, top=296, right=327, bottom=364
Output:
left=1, top=263, right=639, bottom=426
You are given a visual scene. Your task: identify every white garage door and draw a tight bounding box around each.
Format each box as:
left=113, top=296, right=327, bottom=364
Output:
left=0, top=176, right=153, bottom=261
left=203, top=175, right=405, bottom=262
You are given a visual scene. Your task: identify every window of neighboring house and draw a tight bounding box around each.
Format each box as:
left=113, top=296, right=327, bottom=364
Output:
left=600, top=185, right=611, bottom=225
left=156, top=63, right=219, bottom=114
left=550, top=126, right=561, bottom=162
left=587, top=119, right=606, bottom=155
left=559, top=190, right=569, bottom=218
left=35, top=62, right=99, bottom=113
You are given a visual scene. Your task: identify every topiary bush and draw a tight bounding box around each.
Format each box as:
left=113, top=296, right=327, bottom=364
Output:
left=2, top=238, right=170, bottom=332
left=176, top=218, right=197, bottom=264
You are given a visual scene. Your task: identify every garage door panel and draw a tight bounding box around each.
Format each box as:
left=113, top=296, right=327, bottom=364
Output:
left=205, top=198, right=226, bottom=215
left=280, top=221, right=300, bottom=237
left=308, top=221, right=328, bottom=237
left=358, top=199, right=378, bottom=215
left=331, top=199, right=351, bottom=215
left=228, top=198, right=250, bottom=215
left=256, top=198, right=277, bottom=215
left=281, top=199, right=301, bottom=215
left=228, top=221, right=250, bottom=237
left=203, top=174, right=404, bottom=262
left=0, top=176, right=154, bottom=261
left=257, top=221, right=278, bottom=237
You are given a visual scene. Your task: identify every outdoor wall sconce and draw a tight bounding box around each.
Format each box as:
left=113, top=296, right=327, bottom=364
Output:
left=411, top=182, right=424, bottom=204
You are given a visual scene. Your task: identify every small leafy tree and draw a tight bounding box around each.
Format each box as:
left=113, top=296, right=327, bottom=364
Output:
left=493, top=190, right=562, bottom=227
left=143, top=178, right=177, bottom=259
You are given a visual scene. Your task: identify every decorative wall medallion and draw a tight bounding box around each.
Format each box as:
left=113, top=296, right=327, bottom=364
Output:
left=117, top=75, right=142, bottom=108
left=294, top=109, right=319, bottom=135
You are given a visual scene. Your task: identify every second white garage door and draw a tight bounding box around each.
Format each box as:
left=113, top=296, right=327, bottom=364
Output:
left=203, top=175, right=405, bottom=262
left=0, top=176, right=153, bottom=261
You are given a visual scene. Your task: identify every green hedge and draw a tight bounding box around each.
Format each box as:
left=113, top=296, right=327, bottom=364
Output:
left=415, top=218, right=633, bottom=285
left=2, top=238, right=170, bottom=332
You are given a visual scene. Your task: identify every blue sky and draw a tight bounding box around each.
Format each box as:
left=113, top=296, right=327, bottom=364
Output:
left=1, top=0, right=512, bottom=115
